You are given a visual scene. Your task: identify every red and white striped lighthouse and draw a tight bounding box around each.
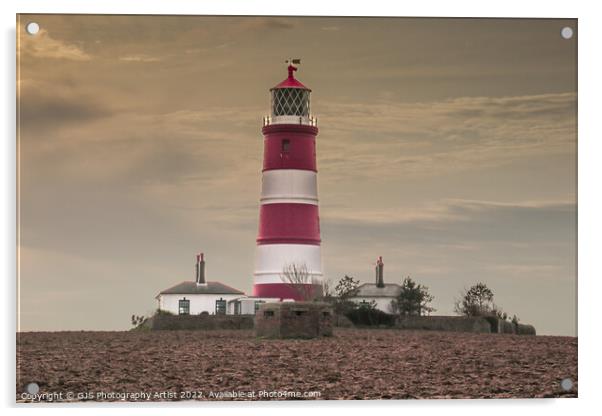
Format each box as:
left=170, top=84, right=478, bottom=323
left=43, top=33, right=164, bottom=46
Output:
left=253, top=60, right=323, bottom=300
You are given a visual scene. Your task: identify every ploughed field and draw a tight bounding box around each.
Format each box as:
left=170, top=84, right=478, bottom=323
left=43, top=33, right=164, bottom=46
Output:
left=17, top=329, right=577, bottom=401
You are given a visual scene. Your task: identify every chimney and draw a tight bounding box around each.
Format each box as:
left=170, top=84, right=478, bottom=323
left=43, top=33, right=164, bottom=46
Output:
left=375, top=263, right=378, bottom=285
left=376, top=256, right=384, bottom=288
left=196, top=252, right=206, bottom=285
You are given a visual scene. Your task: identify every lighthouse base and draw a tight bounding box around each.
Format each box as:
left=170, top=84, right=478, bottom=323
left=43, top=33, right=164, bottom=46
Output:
left=253, top=283, right=323, bottom=301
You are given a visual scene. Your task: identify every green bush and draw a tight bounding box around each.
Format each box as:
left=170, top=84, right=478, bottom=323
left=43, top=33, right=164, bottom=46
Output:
left=155, top=308, right=174, bottom=316
left=345, top=307, right=395, bottom=327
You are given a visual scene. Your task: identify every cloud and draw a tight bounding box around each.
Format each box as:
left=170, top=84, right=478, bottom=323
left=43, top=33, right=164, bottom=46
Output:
left=119, top=54, right=161, bottom=62
left=18, top=104, right=265, bottom=232
left=321, top=198, right=576, bottom=227
left=252, top=17, right=295, bottom=31
left=316, top=92, right=576, bottom=181
left=321, top=198, right=576, bottom=274
left=18, top=79, right=112, bottom=131
left=19, top=28, right=91, bottom=61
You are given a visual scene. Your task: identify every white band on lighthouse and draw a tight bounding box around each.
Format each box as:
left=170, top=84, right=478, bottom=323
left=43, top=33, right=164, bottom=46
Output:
left=260, top=169, right=318, bottom=205
left=253, top=244, right=323, bottom=284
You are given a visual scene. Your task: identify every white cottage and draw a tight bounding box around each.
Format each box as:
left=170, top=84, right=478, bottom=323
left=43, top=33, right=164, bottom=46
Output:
left=156, top=253, right=293, bottom=315
left=156, top=253, right=245, bottom=315
left=348, top=257, right=402, bottom=314
left=157, top=280, right=245, bottom=315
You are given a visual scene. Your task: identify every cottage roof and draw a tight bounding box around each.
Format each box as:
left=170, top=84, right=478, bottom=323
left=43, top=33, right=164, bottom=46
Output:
left=157, top=281, right=245, bottom=296
left=350, top=283, right=402, bottom=298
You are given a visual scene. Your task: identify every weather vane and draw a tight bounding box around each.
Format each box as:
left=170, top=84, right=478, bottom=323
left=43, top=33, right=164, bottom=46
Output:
left=286, top=58, right=301, bottom=77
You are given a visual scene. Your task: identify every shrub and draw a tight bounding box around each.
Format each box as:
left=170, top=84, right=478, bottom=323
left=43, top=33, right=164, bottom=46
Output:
left=391, top=276, right=435, bottom=317
left=155, top=309, right=174, bottom=316
left=345, top=305, right=395, bottom=327
left=454, top=282, right=495, bottom=317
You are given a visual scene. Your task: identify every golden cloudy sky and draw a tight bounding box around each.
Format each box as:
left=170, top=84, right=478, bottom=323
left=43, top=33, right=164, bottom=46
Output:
left=17, top=15, right=577, bottom=335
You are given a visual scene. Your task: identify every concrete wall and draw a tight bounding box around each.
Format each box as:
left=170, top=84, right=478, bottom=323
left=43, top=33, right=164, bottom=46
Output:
left=333, top=314, right=354, bottom=328
left=255, top=302, right=333, bottom=338
left=515, top=323, right=537, bottom=335
left=150, top=313, right=254, bottom=330
left=395, top=315, right=536, bottom=335
left=395, top=316, right=493, bottom=333
left=158, top=293, right=241, bottom=315
left=483, top=317, right=537, bottom=335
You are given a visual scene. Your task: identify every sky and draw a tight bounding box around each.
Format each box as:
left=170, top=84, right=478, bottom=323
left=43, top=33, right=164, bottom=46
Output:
left=17, top=15, right=577, bottom=335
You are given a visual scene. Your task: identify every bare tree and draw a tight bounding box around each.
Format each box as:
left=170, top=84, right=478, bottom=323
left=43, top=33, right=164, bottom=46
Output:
left=320, top=277, right=333, bottom=300
left=280, top=263, right=322, bottom=301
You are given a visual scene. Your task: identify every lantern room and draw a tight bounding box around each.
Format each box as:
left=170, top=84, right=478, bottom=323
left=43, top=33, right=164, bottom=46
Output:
left=264, top=60, right=317, bottom=127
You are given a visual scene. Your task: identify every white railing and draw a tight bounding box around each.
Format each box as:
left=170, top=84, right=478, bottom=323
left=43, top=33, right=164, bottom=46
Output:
left=262, top=115, right=318, bottom=127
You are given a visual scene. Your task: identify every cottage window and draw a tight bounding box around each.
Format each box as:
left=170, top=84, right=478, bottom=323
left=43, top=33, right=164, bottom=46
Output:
left=264, top=310, right=275, bottom=318
left=215, top=298, right=226, bottom=315
left=178, top=298, right=190, bottom=315
left=254, top=300, right=265, bottom=313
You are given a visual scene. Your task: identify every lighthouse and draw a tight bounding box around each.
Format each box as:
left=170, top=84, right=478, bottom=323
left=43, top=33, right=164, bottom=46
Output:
left=253, top=60, right=323, bottom=300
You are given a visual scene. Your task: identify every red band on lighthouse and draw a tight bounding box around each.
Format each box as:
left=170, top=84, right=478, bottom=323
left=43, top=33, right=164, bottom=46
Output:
left=262, top=126, right=318, bottom=172
left=253, top=283, right=322, bottom=299
left=257, top=203, right=321, bottom=245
